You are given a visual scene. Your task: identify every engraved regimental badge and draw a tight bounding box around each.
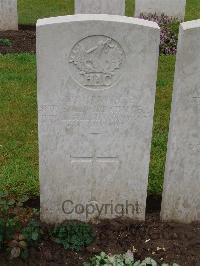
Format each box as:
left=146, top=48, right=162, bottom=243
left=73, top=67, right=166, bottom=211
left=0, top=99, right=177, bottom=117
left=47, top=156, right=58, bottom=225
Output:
left=69, top=35, right=125, bottom=90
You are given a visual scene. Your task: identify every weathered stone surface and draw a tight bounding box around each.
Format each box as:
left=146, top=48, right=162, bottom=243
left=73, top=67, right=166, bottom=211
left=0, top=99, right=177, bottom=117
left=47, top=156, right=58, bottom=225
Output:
left=75, top=0, right=125, bottom=15
left=161, top=20, right=200, bottom=223
left=37, top=14, right=160, bottom=223
left=0, top=0, right=18, bottom=30
left=135, top=0, right=186, bottom=21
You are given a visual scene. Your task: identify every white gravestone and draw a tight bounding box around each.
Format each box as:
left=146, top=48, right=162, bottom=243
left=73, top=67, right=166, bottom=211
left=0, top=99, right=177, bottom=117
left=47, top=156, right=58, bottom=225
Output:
left=37, top=14, right=160, bottom=223
left=135, top=0, right=186, bottom=21
left=0, top=0, right=18, bottom=31
left=161, top=20, right=200, bottom=223
left=75, top=0, right=125, bottom=15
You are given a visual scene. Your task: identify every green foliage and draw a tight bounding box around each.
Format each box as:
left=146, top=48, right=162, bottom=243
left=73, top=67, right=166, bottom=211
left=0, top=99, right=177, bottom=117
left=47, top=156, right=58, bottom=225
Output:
left=6, top=218, right=20, bottom=240
left=52, top=222, right=94, bottom=251
left=0, top=38, right=12, bottom=47
left=84, top=251, right=180, bottom=266
left=8, top=233, right=27, bottom=259
left=0, top=191, right=41, bottom=259
left=0, top=218, right=20, bottom=250
left=22, top=219, right=42, bottom=246
left=0, top=191, right=20, bottom=250
left=6, top=219, right=42, bottom=260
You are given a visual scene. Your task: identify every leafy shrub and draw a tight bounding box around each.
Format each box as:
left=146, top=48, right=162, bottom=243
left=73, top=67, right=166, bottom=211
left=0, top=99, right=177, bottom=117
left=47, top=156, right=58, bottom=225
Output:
left=52, top=222, right=94, bottom=251
left=6, top=219, right=42, bottom=259
left=139, top=13, right=179, bottom=55
left=22, top=219, right=42, bottom=246
left=8, top=233, right=28, bottom=259
left=5, top=218, right=20, bottom=240
left=0, top=217, right=21, bottom=255
left=84, top=251, right=180, bottom=266
left=0, top=38, right=12, bottom=47
left=0, top=191, right=42, bottom=259
left=0, top=192, right=20, bottom=250
left=8, top=219, right=42, bottom=259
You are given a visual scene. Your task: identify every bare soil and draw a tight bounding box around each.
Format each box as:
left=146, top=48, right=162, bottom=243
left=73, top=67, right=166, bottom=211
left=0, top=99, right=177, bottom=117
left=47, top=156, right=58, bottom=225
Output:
left=0, top=26, right=36, bottom=54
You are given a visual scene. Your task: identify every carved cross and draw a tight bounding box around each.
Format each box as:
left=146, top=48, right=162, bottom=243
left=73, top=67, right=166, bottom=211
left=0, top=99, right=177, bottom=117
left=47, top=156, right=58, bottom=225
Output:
left=70, top=149, right=120, bottom=201
left=70, top=150, right=119, bottom=165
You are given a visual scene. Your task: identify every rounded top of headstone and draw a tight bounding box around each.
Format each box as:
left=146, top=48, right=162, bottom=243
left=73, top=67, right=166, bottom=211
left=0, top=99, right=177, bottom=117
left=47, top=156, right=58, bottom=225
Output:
left=181, top=19, right=200, bottom=31
left=36, top=14, right=160, bottom=30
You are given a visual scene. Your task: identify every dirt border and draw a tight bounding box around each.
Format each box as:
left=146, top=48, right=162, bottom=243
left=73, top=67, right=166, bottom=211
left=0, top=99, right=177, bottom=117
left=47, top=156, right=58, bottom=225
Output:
left=0, top=25, right=36, bottom=54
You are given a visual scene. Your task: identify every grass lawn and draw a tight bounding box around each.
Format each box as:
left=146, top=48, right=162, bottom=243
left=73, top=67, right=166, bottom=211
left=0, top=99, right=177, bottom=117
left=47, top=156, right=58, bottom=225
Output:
left=185, top=0, right=200, bottom=21
left=0, top=0, right=200, bottom=199
left=18, top=0, right=74, bottom=25
left=0, top=54, right=38, bottom=198
left=18, top=0, right=200, bottom=25
left=18, top=0, right=135, bottom=25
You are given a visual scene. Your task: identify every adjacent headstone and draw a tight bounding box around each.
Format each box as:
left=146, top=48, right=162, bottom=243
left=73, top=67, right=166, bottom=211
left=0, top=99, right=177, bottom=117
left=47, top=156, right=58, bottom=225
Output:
left=75, top=0, right=125, bottom=15
left=0, top=0, right=18, bottom=31
left=161, top=20, right=200, bottom=223
left=135, top=0, right=186, bottom=21
left=37, top=14, right=160, bottom=223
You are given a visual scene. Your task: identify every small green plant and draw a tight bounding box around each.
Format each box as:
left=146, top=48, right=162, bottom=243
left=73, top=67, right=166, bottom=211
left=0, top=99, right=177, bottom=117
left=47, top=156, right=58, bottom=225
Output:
left=8, top=233, right=28, bottom=259
left=0, top=38, right=12, bottom=47
left=84, top=251, right=180, bottom=266
left=7, top=219, right=42, bottom=259
left=0, top=191, right=20, bottom=251
left=0, top=217, right=21, bottom=252
left=52, top=222, right=94, bottom=251
left=0, top=192, right=42, bottom=259
left=21, top=219, right=42, bottom=246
